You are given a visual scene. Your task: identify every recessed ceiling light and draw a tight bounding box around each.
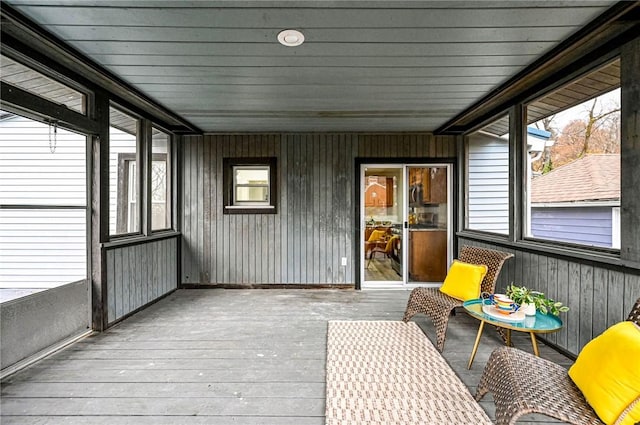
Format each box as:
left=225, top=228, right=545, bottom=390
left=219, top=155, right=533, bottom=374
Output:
left=277, top=29, right=304, bottom=47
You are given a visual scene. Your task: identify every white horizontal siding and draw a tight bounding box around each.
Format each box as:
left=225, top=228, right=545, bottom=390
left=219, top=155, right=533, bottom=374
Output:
left=464, top=198, right=509, bottom=205
left=468, top=192, right=509, bottom=200
left=0, top=223, right=86, bottom=231
left=0, top=209, right=87, bottom=288
left=1, top=252, right=87, bottom=258
left=0, top=115, right=87, bottom=289
left=467, top=132, right=509, bottom=234
left=0, top=115, right=136, bottom=288
left=0, top=116, right=86, bottom=206
left=0, top=209, right=87, bottom=218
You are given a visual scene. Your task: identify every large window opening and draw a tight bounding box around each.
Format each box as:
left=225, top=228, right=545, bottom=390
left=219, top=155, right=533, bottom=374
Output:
left=109, top=106, right=140, bottom=236
left=525, top=59, right=620, bottom=249
left=0, top=111, right=87, bottom=302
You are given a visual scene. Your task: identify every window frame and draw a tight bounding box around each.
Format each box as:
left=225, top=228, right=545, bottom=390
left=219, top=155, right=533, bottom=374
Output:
left=109, top=106, right=176, bottom=239
left=457, top=55, right=624, bottom=261
left=223, top=157, right=277, bottom=215
left=150, top=126, right=172, bottom=233
left=109, top=104, right=142, bottom=238
left=115, top=153, right=137, bottom=235
left=232, top=165, right=271, bottom=206
left=520, top=59, right=621, bottom=254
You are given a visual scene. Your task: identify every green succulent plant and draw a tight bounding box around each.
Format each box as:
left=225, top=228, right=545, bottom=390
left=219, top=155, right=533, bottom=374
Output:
left=505, top=283, right=569, bottom=316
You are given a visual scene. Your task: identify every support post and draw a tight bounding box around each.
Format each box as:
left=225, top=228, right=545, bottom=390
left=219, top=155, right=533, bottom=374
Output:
left=91, top=91, right=110, bottom=331
left=620, top=37, right=640, bottom=266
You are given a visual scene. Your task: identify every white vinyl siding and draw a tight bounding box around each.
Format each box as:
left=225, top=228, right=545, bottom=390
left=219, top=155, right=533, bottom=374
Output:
left=0, top=209, right=86, bottom=288
left=0, top=117, right=86, bottom=206
left=612, top=207, right=621, bottom=249
left=0, top=115, right=87, bottom=289
left=108, top=127, right=137, bottom=235
left=466, top=132, right=509, bottom=234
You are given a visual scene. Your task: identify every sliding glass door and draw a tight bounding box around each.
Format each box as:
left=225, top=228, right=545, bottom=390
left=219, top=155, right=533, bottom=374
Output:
left=406, top=166, right=449, bottom=284
left=362, top=165, right=404, bottom=286
left=361, top=163, right=451, bottom=289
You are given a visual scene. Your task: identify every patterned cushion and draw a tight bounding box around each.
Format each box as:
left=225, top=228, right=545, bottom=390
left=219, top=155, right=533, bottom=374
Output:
left=326, top=321, right=493, bottom=424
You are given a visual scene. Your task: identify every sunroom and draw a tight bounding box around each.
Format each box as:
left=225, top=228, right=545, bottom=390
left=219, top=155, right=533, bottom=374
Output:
left=1, top=1, right=639, bottom=424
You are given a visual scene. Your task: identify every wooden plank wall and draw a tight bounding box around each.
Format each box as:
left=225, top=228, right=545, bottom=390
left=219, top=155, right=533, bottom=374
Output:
left=458, top=237, right=640, bottom=356
left=181, top=133, right=455, bottom=285
left=105, top=237, right=178, bottom=324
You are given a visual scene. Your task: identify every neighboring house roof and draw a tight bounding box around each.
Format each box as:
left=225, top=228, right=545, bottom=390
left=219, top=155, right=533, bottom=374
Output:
left=531, top=154, right=620, bottom=204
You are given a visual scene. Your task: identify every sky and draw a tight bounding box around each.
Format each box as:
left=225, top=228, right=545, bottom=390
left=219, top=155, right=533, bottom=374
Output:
left=534, top=88, right=620, bottom=135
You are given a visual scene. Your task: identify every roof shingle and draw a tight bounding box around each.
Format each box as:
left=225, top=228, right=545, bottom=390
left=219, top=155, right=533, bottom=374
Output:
left=531, top=154, right=620, bottom=204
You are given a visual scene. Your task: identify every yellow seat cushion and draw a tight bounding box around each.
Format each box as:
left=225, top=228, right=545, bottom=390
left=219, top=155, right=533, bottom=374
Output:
left=367, top=230, right=386, bottom=242
left=568, top=321, right=640, bottom=425
left=384, top=235, right=399, bottom=253
left=438, top=260, right=488, bottom=301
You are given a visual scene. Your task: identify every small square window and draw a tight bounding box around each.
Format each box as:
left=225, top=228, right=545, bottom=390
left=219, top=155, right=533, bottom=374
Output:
left=224, top=157, right=277, bottom=214
left=234, top=166, right=270, bottom=205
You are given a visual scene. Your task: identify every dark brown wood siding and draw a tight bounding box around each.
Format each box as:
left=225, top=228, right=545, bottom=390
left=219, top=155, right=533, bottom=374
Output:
left=457, top=237, right=640, bottom=356
left=105, top=237, right=178, bottom=324
left=181, top=133, right=456, bottom=285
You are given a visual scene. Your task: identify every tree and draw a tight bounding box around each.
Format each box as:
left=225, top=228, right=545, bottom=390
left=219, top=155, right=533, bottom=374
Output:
left=532, top=115, right=557, bottom=173
left=534, top=94, right=620, bottom=172
left=550, top=120, right=587, bottom=168
left=579, top=97, right=620, bottom=157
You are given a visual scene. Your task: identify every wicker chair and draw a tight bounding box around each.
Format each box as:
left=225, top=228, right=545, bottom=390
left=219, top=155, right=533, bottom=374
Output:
left=476, top=297, right=640, bottom=425
left=402, top=245, right=514, bottom=351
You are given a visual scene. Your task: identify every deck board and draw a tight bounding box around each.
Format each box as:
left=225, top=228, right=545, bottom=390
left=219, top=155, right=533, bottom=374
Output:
left=1, top=288, right=568, bottom=424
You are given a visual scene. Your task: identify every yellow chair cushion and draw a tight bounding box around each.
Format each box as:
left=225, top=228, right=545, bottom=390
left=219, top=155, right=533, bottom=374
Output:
left=438, top=260, right=488, bottom=301
left=568, top=321, right=640, bottom=425
left=367, top=230, right=386, bottom=242
left=384, top=235, right=399, bottom=253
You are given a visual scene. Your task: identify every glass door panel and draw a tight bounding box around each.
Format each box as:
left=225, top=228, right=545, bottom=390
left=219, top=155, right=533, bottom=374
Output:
left=407, top=166, right=449, bottom=283
left=362, top=165, right=404, bottom=285
left=361, top=163, right=450, bottom=288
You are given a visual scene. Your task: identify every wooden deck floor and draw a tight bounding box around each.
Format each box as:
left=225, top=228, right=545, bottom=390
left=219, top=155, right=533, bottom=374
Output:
left=1, top=289, right=571, bottom=424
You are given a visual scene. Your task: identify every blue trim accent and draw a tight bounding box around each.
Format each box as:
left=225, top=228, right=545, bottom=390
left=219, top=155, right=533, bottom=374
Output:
left=527, top=126, right=551, bottom=140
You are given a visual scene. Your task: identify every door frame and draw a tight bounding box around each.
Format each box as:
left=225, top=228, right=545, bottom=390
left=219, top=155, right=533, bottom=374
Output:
left=354, top=158, right=457, bottom=290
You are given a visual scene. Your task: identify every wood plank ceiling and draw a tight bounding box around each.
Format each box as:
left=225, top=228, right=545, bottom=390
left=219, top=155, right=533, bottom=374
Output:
left=3, top=1, right=617, bottom=133
left=482, top=59, right=620, bottom=137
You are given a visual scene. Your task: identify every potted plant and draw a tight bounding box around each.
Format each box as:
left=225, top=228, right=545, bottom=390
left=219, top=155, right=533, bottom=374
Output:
left=506, top=283, right=570, bottom=316
left=505, top=284, right=538, bottom=315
